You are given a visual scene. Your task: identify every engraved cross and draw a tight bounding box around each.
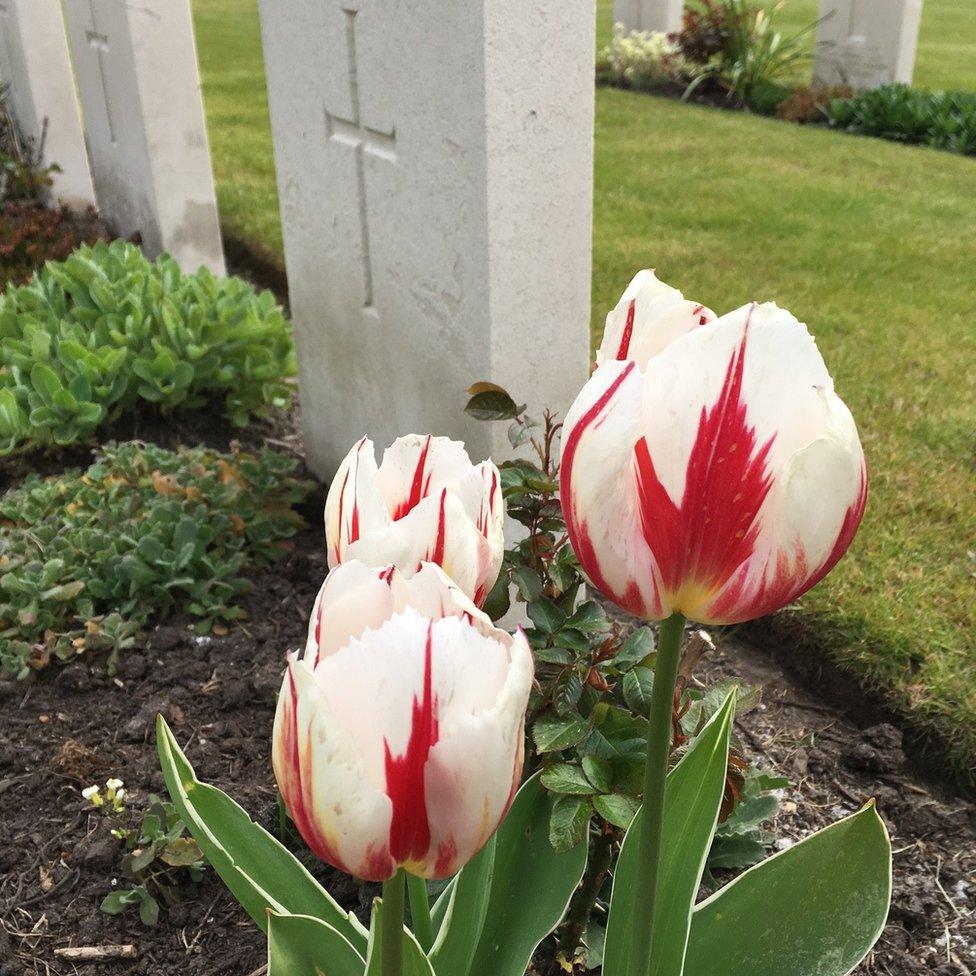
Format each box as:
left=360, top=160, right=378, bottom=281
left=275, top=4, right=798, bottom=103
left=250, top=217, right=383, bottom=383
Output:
left=325, top=7, right=397, bottom=313
left=86, top=0, right=119, bottom=146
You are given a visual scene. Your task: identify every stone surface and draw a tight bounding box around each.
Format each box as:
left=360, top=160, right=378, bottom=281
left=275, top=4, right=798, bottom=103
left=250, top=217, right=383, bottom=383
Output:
left=613, top=0, right=684, bottom=36
left=0, top=0, right=95, bottom=208
left=814, top=0, right=924, bottom=90
left=259, top=0, right=593, bottom=477
left=62, top=0, right=224, bottom=272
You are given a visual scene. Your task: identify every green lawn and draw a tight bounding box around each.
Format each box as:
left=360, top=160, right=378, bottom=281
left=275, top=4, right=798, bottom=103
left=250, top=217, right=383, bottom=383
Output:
left=192, top=0, right=976, bottom=787
left=595, top=0, right=976, bottom=93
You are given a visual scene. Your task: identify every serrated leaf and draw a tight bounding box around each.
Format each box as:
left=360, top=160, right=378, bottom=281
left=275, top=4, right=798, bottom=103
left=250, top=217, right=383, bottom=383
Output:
left=533, top=712, right=590, bottom=753
left=613, top=627, right=654, bottom=670
left=541, top=763, right=595, bottom=796
left=623, top=666, right=654, bottom=714
left=582, top=754, right=613, bottom=793
left=593, top=792, right=640, bottom=829
left=549, top=794, right=590, bottom=853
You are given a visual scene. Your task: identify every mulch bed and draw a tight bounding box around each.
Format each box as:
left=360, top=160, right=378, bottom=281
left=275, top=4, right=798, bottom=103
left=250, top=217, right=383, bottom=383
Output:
left=0, top=414, right=973, bottom=976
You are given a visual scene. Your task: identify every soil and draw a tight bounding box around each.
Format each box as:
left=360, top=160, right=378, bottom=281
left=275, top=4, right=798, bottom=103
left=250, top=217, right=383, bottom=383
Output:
left=1, top=414, right=973, bottom=976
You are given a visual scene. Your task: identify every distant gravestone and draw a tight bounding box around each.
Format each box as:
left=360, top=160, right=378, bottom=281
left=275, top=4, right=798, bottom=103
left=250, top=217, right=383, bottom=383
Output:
left=814, top=0, right=924, bottom=90
left=61, top=0, right=225, bottom=273
left=258, top=0, right=594, bottom=477
left=0, top=0, right=95, bottom=208
left=613, top=0, right=684, bottom=36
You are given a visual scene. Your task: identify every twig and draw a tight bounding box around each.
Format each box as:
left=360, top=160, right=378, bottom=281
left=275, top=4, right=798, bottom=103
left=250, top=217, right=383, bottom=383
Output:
left=54, top=944, right=138, bottom=961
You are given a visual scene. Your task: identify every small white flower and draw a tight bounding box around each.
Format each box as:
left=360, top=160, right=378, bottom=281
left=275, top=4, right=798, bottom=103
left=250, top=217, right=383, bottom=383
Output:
left=81, top=785, right=100, bottom=800
left=105, top=778, right=124, bottom=790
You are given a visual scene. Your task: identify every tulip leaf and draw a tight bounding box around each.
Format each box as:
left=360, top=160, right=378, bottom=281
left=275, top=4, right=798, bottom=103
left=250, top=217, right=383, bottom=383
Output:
left=428, top=836, right=495, bottom=976
left=603, top=691, right=736, bottom=976
left=267, top=912, right=366, bottom=976
left=364, top=897, right=435, bottom=976
left=466, top=773, right=588, bottom=976
left=684, top=802, right=891, bottom=976
left=156, top=716, right=368, bottom=952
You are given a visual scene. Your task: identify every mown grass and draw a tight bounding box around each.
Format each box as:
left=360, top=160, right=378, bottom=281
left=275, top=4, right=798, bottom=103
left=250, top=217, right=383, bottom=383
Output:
left=596, top=0, right=976, bottom=93
left=192, top=0, right=976, bottom=786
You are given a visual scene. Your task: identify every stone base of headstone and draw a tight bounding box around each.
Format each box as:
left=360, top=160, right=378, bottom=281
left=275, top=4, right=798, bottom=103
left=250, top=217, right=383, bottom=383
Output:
left=62, top=0, right=224, bottom=274
left=0, top=0, right=95, bottom=209
left=814, top=0, right=924, bottom=90
left=613, top=0, right=684, bottom=36
left=259, top=0, right=594, bottom=477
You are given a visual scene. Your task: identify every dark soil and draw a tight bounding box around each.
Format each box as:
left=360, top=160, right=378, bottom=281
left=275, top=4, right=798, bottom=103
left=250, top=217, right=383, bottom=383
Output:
left=1, top=412, right=973, bottom=975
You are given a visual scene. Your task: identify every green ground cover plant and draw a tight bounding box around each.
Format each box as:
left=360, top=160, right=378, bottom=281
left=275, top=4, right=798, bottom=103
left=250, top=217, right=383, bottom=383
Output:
left=190, top=0, right=976, bottom=787
left=0, top=240, right=294, bottom=454
left=0, top=440, right=312, bottom=677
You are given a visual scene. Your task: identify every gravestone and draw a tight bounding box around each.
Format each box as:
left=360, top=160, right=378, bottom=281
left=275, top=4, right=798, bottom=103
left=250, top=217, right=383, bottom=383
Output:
left=613, top=0, right=684, bottom=37
left=258, top=0, right=594, bottom=477
left=61, top=0, right=225, bottom=273
left=0, top=0, right=95, bottom=208
left=814, top=0, right=924, bottom=90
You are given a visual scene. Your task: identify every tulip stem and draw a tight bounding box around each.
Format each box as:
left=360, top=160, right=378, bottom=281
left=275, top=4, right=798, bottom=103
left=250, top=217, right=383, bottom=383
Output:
left=628, top=612, right=685, bottom=976
left=406, top=873, right=434, bottom=952
left=381, top=869, right=405, bottom=976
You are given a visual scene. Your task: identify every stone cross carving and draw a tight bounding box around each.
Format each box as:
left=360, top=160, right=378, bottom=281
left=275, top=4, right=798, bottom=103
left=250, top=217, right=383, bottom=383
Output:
left=84, top=1, right=118, bottom=145
left=324, top=7, right=397, bottom=313
left=0, top=4, right=18, bottom=90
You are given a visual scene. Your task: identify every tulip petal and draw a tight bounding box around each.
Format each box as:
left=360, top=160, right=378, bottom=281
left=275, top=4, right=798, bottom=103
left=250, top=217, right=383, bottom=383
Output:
left=560, top=360, right=665, bottom=618
left=596, top=269, right=715, bottom=369
left=324, top=438, right=390, bottom=567
left=374, top=435, right=474, bottom=521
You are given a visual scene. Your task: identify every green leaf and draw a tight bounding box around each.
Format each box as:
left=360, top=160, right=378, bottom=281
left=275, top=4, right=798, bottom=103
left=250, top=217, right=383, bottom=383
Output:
left=465, top=388, right=521, bottom=421
left=268, top=912, right=366, bottom=976
left=481, top=572, right=511, bottom=621
left=467, top=774, right=588, bottom=976
left=550, top=795, right=591, bottom=853
left=566, top=601, right=610, bottom=633
left=603, top=691, right=736, bottom=976
left=613, top=628, right=654, bottom=671
left=533, top=712, right=589, bottom=753
left=363, top=897, right=435, bottom=976
left=428, top=836, right=495, bottom=976
left=30, top=362, right=63, bottom=405
left=541, top=762, right=595, bottom=795
left=686, top=803, right=891, bottom=976
left=582, top=754, right=613, bottom=793
left=622, top=667, right=654, bottom=714
left=527, top=597, right=566, bottom=634
left=592, top=793, right=640, bottom=830
left=139, top=891, right=160, bottom=926
left=156, top=717, right=368, bottom=951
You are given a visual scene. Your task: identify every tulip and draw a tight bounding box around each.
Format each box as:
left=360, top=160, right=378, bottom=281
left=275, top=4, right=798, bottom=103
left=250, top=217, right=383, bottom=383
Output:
left=562, top=276, right=867, bottom=976
left=561, top=297, right=867, bottom=627
left=272, top=560, right=533, bottom=884
left=596, top=268, right=716, bottom=369
left=324, top=434, right=505, bottom=608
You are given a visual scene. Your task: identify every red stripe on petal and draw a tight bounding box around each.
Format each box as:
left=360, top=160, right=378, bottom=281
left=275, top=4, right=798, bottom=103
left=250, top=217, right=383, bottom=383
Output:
left=384, top=622, right=439, bottom=866
left=615, top=299, right=637, bottom=360
left=428, top=489, right=448, bottom=566
left=634, top=320, right=776, bottom=610
left=393, top=435, right=433, bottom=521
left=560, top=362, right=650, bottom=617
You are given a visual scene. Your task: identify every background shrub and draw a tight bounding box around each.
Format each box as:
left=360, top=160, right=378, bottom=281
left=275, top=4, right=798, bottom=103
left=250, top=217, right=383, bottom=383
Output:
left=0, top=240, right=296, bottom=455
left=776, top=83, right=853, bottom=123
left=0, top=440, right=313, bottom=677
left=0, top=202, right=111, bottom=291
left=828, top=84, right=976, bottom=155
left=1, top=84, right=58, bottom=204
left=597, top=24, right=689, bottom=90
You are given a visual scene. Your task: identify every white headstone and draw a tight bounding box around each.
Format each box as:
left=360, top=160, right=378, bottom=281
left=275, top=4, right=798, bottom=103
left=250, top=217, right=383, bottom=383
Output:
left=613, top=0, right=684, bottom=36
left=258, top=0, right=594, bottom=477
left=61, top=0, right=225, bottom=273
left=0, top=0, right=95, bottom=209
left=814, top=0, right=924, bottom=90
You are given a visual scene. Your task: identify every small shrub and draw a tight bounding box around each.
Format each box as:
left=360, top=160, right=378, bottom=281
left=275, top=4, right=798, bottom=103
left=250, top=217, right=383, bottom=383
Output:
left=1, top=84, right=58, bottom=203
left=827, top=84, right=976, bottom=156
left=0, top=440, right=313, bottom=677
left=0, top=201, right=111, bottom=291
left=0, top=240, right=296, bottom=454
left=776, top=83, right=853, bottom=123
left=676, top=0, right=741, bottom=64
left=92, top=791, right=208, bottom=927
left=683, top=0, right=817, bottom=108
left=598, top=23, right=689, bottom=90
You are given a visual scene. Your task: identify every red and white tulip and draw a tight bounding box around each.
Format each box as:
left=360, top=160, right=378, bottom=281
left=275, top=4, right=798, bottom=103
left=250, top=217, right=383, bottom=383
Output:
left=561, top=291, right=867, bottom=625
left=324, top=434, right=504, bottom=607
left=272, top=561, right=533, bottom=882
left=596, top=269, right=716, bottom=369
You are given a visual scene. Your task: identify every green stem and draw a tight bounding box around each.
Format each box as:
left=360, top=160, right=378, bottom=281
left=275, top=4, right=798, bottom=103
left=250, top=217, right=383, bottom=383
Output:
left=381, top=869, right=405, bottom=976
left=628, top=612, right=685, bottom=976
left=406, top=872, right=434, bottom=952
